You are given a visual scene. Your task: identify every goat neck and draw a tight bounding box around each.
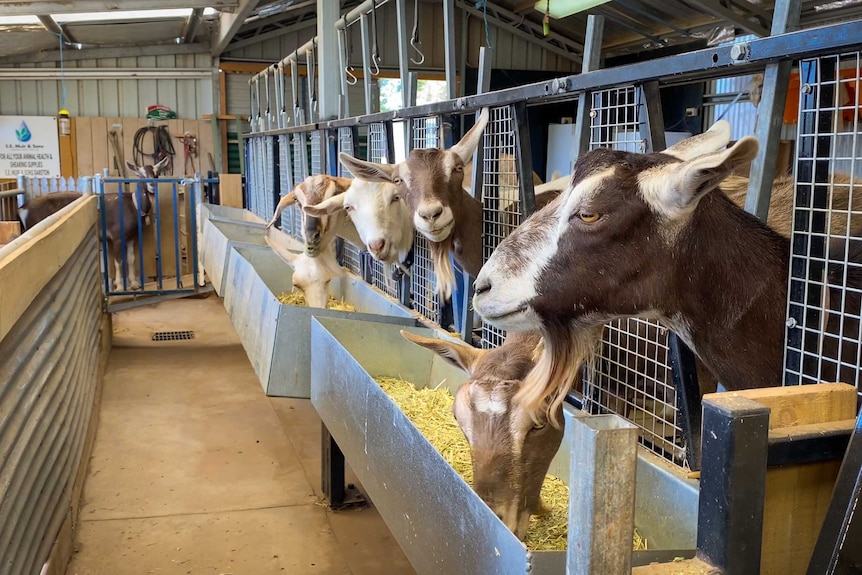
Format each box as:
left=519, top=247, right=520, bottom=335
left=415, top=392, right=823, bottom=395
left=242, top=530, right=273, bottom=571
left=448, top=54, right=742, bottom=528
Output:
left=448, top=190, right=484, bottom=277
left=664, top=191, right=789, bottom=389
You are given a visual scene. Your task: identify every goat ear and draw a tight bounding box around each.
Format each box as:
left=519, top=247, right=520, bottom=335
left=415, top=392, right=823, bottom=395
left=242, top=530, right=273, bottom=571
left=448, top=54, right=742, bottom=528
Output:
left=449, top=107, right=489, bottom=164
left=125, top=161, right=144, bottom=178
left=400, top=330, right=488, bottom=375
left=266, top=190, right=297, bottom=229
left=304, top=194, right=345, bottom=217
left=153, top=156, right=170, bottom=176
left=663, top=120, right=732, bottom=161
left=330, top=176, right=353, bottom=195
left=649, top=136, right=759, bottom=218
left=339, top=152, right=395, bottom=183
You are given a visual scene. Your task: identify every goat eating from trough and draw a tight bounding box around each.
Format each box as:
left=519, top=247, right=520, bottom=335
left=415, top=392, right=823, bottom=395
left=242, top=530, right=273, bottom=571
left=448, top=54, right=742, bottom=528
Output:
left=473, top=120, right=862, bottom=422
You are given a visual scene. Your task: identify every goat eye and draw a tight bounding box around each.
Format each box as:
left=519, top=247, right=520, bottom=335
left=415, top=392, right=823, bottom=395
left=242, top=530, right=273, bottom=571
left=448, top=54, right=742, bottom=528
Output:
left=577, top=212, right=601, bottom=223
left=454, top=164, right=464, bottom=173
left=532, top=422, right=547, bottom=431
left=344, top=205, right=353, bottom=212
left=393, top=177, right=403, bottom=185
left=391, top=194, right=400, bottom=203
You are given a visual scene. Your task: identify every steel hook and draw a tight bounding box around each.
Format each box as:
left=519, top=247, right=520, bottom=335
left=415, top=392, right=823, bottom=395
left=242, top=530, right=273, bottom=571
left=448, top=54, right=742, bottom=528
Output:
left=410, top=38, right=425, bottom=65
left=345, top=65, right=358, bottom=85
left=371, top=54, right=381, bottom=76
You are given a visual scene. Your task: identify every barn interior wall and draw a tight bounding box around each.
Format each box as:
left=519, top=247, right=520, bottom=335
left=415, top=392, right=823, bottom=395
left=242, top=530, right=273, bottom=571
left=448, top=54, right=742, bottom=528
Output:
left=0, top=52, right=213, bottom=119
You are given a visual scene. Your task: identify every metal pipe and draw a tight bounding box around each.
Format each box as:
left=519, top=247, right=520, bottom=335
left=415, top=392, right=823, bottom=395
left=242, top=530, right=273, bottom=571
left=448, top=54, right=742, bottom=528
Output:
left=38, top=15, right=76, bottom=45
left=573, top=15, right=605, bottom=158
left=264, top=66, right=272, bottom=130
left=360, top=14, right=374, bottom=114
left=180, top=8, right=204, bottom=44
left=565, top=408, right=639, bottom=575
left=337, top=27, right=351, bottom=118
left=396, top=0, right=411, bottom=110
left=443, top=0, right=457, bottom=100
left=307, top=46, right=317, bottom=123
left=284, top=37, right=318, bottom=65
left=334, top=0, right=391, bottom=30
left=1, top=68, right=210, bottom=79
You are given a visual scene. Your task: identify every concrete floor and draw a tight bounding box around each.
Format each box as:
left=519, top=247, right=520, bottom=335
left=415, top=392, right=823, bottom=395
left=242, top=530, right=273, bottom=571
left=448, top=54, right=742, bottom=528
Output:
left=66, top=295, right=417, bottom=575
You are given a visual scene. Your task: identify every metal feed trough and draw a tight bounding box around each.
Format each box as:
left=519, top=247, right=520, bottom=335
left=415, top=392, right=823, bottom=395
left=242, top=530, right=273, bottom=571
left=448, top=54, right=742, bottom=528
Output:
left=201, top=217, right=282, bottom=297
left=310, top=316, right=700, bottom=575
left=222, top=238, right=418, bottom=398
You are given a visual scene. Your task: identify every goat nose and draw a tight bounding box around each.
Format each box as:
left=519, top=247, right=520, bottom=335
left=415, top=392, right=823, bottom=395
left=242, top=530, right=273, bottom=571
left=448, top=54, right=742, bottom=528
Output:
left=422, top=206, right=444, bottom=221
left=369, top=239, right=385, bottom=252
left=474, top=278, right=491, bottom=295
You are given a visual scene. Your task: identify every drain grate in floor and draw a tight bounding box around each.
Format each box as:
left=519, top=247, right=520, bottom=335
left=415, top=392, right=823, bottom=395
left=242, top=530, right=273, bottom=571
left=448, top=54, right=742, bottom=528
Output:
left=152, top=330, right=195, bottom=342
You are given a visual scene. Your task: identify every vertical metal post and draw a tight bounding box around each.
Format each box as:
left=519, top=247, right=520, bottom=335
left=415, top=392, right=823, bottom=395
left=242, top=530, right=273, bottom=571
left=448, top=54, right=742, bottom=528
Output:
left=745, top=0, right=801, bottom=222
left=317, top=0, right=340, bottom=122
left=306, top=47, right=316, bottom=123
left=639, top=81, right=666, bottom=153
left=573, top=15, right=605, bottom=158
left=321, top=422, right=346, bottom=506
left=443, top=0, right=457, bottom=100
left=290, top=58, right=302, bottom=125
left=396, top=0, right=411, bottom=110
left=263, top=67, right=272, bottom=130
left=337, top=28, right=351, bottom=119
left=807, top=409, right=862, bottom=574
left=211, top=61, right=223, bottom=172
left=360, top=14, right=374, bottom=115
left=697, top=395, right=769, bottom=575
left=512, top=101, right=536, bottom=217
left=669, top=334, right=703, bottom=470
left=565, top=407, right=638, bottom=575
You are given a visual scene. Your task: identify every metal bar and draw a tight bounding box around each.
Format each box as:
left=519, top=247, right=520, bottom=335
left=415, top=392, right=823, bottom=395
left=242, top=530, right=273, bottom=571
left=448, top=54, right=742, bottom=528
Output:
left=304, top=20, right=862, bottom=130
left=191, top=175, right=202, bottom=287
left=180, top=8, right=204, bottom=44
left=566, top=408, right=639, bottom=575
left=639, top=81, right=667, bottom=152
left=96, top=176, right=111, bottom=295
left=172, top=183, right=181, bottom=288
left=153, top=183, right=163, bottom=291
left=443, top=0, right=457, bottom=100
left=767, top=427, right=852, bottom=467
left=264, top=67, right=272, bottom=130
left=396, top=0, right=411, bottom=110
left=106, top=287, right=213, bottom=314
left=745, top=0, right=801, bottom=222
left=0, top=68, right=212, bottom=80
left=335, top=0, right=391, bottom=30
left=306, top=47, right=316, bottom=124
left=669, top=334, right=703, bottom=471
left=574, top=15, right=605, bottom=159
left=512, top=101, right=536, bottom=217
left=697, top=394, right=769, bottom=575
left=360, top=14, right=374, bottom=115
left=37, top=15, right=75, bottom=46
left=117, top=181, right=127, bottom=292
left=337, top=28, right=350, bottom=119
left=317, top=0, right=340, bottom=122
left=806, top=409, right=862, bottom=574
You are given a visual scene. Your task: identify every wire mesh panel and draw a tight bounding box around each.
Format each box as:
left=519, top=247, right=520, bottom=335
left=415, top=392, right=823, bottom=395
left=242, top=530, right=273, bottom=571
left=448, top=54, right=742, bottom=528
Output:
left=310, top=130, right=324, bottom=175
left=582, top=86, right=687, bottom=466
left=338, top=127, right=355, bottom=177
left=371, top=258, right=400, bottom=299
left=412, top=116, right=439, bottom=149
left=784, top=52, right=862, bottom=396
left=263, top=136, right=276, bottom=223
left=277, top=134, right=294, bottom=235
left=480, top=106, right=522, bottom=349
left=410, top=234, right=438, bottom=322
left=281, top=132, right=307, bottom=239
left=368, top=123, right=389, bottom=163
left=341, top=242, right=363, bottom=276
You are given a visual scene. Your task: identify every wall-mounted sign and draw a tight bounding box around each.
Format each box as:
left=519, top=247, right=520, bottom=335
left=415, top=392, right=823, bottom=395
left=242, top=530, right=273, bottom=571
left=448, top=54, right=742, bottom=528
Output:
left=0, top=116, right=61, bottom=178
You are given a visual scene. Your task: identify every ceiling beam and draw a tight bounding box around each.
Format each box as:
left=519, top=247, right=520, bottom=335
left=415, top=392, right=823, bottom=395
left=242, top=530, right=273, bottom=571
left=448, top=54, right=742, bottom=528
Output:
left=238, top=0, right=316, bottom=33
left=0, top=42, right=210, bottom=66
left=0, top=1, right=238, bottom=15
left=212, top=0, right=262, bottom=57
left=681, top=0, right=770, bottom=35
left=456, top=0, right=583, bottom=64
left=227, top=17, right=317, bottom=52
left=37, top=14, right=77, bottom=45
left=181, top=8, right=205, bottom=44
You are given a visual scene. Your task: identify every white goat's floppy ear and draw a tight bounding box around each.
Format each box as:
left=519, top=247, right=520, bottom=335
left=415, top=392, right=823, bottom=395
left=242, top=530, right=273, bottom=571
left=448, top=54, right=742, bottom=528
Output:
left=641, top=136, right=759, bottom=219
left=329, top=176, right=353, bottom=196
left=125, top=161, right=145, bottom=178
left=304, top=194, right=345, bottom=217
left=266, top=189, right=297, bottom=229
left=400, top=330, right=488, bottom=375
left=663, top=120, right=732, bottom=161
left=449, top=108, right=489, bottom=164
left=339, top=152, right=396, bottom=183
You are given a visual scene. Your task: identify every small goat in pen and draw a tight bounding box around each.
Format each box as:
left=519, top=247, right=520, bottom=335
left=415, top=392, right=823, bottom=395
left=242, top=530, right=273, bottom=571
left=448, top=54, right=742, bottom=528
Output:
left=18, top=158, right=169, bottom=291
left=473, top=120, right=862, bottom=426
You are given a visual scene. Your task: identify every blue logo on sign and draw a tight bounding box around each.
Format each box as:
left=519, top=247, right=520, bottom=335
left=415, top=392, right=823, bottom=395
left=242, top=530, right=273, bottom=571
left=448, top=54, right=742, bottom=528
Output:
left=15, top=121, right=32, bottom=143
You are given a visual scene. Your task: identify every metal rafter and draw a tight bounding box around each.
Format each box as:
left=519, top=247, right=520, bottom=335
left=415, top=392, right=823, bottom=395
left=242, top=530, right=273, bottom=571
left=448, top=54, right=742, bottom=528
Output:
left=679, top=0, right=770, bottom=35
left=0, top=1, right=238, bottom=14
left=228, top=17, right=317, bottom=51
left=180, top=8, right=205, bottom=43
left=213, top=0, right=262, bottom=57
left=37, top=14, right=77, bottom=45
left=455, top=0, right=584, bottom=64
left=0, top=41, right=210, bottom=66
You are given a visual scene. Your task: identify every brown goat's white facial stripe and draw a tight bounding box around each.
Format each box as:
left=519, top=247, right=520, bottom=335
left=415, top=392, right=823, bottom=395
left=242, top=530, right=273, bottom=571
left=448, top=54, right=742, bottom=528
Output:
left=555, top=167, right=615, bottom=236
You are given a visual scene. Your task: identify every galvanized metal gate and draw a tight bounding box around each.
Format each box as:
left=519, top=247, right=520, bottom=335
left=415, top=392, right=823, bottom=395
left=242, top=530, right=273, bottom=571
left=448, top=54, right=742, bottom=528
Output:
left=96, top=174, right=212, bottom=312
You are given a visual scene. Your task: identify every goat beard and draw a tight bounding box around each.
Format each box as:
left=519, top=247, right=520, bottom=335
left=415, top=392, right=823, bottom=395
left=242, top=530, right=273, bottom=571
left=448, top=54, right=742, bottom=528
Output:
left=516, top=323, right=604, bottom=429
left=429, top=237, right=457, bottom=302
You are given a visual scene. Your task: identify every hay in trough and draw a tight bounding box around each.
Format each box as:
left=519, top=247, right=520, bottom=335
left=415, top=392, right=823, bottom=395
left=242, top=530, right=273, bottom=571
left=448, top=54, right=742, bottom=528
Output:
left=276, top=291, right=356, bottom=311
left=374, top=375, right=648, bottom=552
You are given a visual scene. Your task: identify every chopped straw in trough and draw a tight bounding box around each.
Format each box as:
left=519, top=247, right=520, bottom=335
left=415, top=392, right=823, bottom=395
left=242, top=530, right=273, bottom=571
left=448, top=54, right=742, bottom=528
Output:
left=276, top=291, right=356, bottom=311
left=374, top=376, right=648, bottom=552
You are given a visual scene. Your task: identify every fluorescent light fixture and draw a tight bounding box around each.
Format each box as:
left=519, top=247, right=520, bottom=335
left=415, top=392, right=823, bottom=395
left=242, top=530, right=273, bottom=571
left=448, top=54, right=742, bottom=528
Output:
left=1, top=16, right=41, bottom=24
left=534, top=0, right=612, bottom=19
left=53, top=9, right=204, bottom=23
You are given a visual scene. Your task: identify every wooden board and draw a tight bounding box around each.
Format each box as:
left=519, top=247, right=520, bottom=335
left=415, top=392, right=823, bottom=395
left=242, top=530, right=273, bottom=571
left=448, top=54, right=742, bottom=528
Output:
left=632, top=557, right=718, bottom=574
left=707, top=383, right=857, bottom=430
left=74, top=117, right=93, bottom=177
left=0, top=221, right=21, bottom=243
left=715, top=383, right=856, bottom=575
left=219, top=174, right=243, bottom=208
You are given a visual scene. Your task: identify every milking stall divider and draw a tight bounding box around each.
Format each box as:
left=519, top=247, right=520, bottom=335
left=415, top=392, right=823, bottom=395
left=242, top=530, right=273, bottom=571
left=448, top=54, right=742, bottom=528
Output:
left=239, top=0, right=862, bottom=572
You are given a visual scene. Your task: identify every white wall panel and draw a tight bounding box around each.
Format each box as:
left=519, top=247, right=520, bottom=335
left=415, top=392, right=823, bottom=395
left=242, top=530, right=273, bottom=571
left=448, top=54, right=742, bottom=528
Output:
left=0, top=51, right=213, bottom=119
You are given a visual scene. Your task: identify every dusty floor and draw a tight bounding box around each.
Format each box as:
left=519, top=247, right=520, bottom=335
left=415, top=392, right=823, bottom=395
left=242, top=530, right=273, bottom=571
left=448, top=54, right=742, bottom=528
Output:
left=66, top=295, right=417, bottom=575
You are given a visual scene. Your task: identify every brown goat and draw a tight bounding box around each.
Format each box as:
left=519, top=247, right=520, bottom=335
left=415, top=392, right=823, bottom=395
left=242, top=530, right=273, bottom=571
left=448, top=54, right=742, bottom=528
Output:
left=473, top=121, right=862, bottom=424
